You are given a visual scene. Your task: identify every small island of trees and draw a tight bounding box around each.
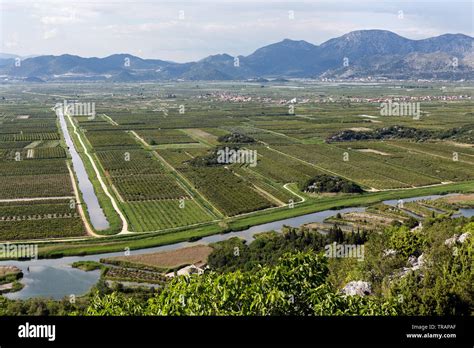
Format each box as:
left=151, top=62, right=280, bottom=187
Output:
left=299, top=174, right=363, bottom=194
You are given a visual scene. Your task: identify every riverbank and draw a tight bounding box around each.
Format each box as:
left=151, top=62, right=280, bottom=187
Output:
left=26, top=180, right=474, bottom=258
left=1, top=190, right=472, bottom=300
left=56, top=106, right=110, bottom=231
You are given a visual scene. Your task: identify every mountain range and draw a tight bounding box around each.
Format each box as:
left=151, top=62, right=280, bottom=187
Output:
left=1, top=30, right=472, bottom=82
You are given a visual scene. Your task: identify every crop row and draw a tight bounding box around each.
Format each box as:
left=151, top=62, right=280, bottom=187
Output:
left=0, top=174, right=73, bottom=199
left=0, top=159, right=69, bottom=176
left=123, top=199, right=214, bottom=232
left=385, top=141, right=474, bottom=163
left=85, top=130, right=140, bottom=149
left=96, top=149, right=189, bottom=201
left=34, top=147, right=67, bottom=159
left=104, top=267, right=168, bottom=285
left=0, top=218, right=85, bottom=241
left=233, top=167, right=298, bottom=204
left=136, top=129, right=197, bottom=145
left=113, top=174, right=189, bottom=201
left=96, top=150, right=167, bottom=175
left=181, top=167, right=275, bottom=216
left=0, top=147, right=66, bottom=160
left=0, top=133, right=60, bottom=141
left=336, top=141, right=474, bottom=183
left=273, top=144, right=436, bottom=189
left=0, top=201, right=77, bottom=218
left=248, top=146, right=321, bottom=183
left=0, top=141, right=31, bottom=149
left=157, top=149, right=194, bottom=169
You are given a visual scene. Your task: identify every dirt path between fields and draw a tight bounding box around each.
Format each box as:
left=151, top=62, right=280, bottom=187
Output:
left=0, top=196, right=74, bottom=203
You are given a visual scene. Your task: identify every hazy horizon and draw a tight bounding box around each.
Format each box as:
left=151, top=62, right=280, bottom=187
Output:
left=1, top=0, right=473, bottom=62
left=1, top=29, right=473, bottom=63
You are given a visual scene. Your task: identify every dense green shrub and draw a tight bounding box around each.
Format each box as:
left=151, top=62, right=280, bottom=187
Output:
left=299, top=174, right=363, bottom=194
left=85, top=251, right=397, bottom=316
left=388, top=226, right=425, bottom=258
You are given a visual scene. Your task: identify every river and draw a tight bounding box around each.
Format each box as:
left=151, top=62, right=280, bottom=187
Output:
left=1, top=195, right=472, bottom=300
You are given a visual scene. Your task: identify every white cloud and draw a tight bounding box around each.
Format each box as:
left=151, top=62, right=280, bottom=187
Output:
left=0, top=0, right=472, bottom=61
left=40, top=14, right=77, bottom=25
left=43, top=28, right=58, bottom=39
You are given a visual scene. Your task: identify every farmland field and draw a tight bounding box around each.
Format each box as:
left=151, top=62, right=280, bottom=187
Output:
left=102, top=244, right=212, bottom=271
left=0, top=103, right=86, bottom=240
left=0, top=81, right=472, bottom=243
left=122, top=199, right=214, bottom=232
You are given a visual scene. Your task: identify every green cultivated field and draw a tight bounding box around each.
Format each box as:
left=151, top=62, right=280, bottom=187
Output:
left=0, top=81, right=472, bottom=250
left=0, top=104, right=86, bottom=240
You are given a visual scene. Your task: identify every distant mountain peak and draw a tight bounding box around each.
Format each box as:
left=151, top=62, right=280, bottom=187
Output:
left=199, top=53, right=234, bottom=63
left=281, top=38, right=310, bottom=43
left=1, top=30, right=472, bottom=81
left=269, top=38, right=316, bottom=49
left=345, top=29, right=401, bottom=36
left=322, top=29, right=408, bottom=46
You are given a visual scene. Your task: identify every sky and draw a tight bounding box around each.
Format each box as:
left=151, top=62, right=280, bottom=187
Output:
left=1, top=0, right=473, bottom=62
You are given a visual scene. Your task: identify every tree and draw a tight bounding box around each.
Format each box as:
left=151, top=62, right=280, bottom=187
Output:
left=388, top=236, right=473, bottom=315
left=388, top=226, right=425, bottom=258
left=85, top=251, right=397, bottom=316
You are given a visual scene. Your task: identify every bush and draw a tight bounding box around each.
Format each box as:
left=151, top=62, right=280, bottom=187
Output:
left=388, top=226, right=425, bottom=258
left=299, top=174, right=363, bottom=194
left=84, top=251, right=397, bottom=316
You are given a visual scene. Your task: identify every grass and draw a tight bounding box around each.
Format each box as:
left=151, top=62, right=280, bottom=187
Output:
left=38, top=224, right=221, bottom=258
left=71, top=260, right=105, bottom=271
left=0, top=266, right=22, bottom=283
left=0, top=280, right=24, bottom=294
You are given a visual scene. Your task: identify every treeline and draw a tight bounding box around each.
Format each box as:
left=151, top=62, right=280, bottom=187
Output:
left=208, top=225, right=368, bottom=273
left=80, top=217, right=473, bottom=315
left=298, top=174, right=363, bottom=194
left=187, top=132, right=256, bottom=167
left=209, top=216, right=473, bottom=315
left=0, top=217, right=471, bottom=316
left=187, top=146, right=239, bottom=167
left=218, top=133, right=255, bottom=144
left=437, top=124, right=473, bottom=143
left=326, top=124, right=473, bottom=143
left=84, top=251, right=396, bottom=316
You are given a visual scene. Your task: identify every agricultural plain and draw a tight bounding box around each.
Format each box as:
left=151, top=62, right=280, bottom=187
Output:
left=0, top=81, right=472, bottom=246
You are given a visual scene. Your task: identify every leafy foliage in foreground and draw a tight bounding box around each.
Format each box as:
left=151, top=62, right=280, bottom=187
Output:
left=208, top=226, right=368, bottom=273
left=388, top=225, right=425, bottom=258
left=387, top=220, right=473, bottom=315
left=85, top=251, right=397, bottom=316
left=1, top=218, right=471, bottom=316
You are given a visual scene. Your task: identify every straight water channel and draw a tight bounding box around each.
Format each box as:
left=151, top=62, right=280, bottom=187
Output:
left=56, top=106, right=109, bottom=230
